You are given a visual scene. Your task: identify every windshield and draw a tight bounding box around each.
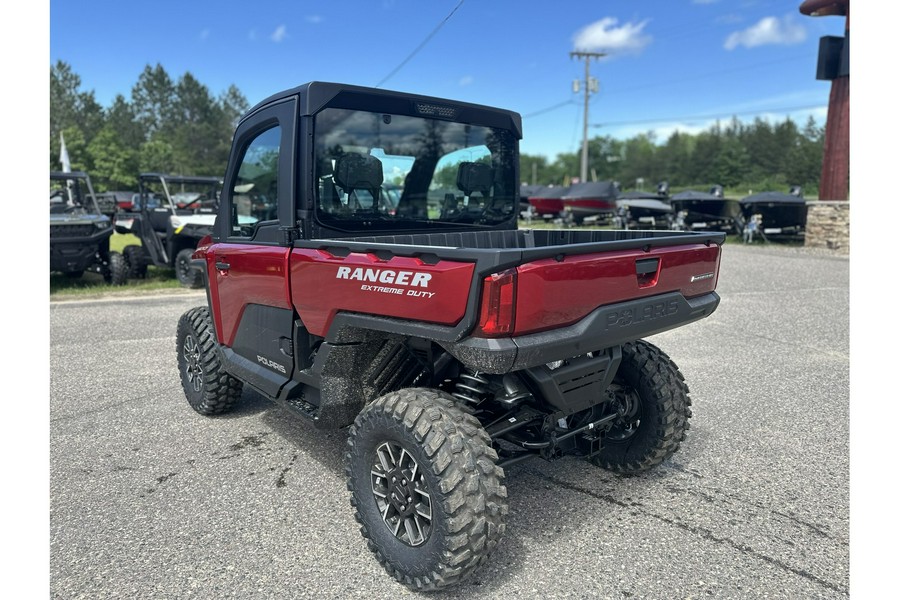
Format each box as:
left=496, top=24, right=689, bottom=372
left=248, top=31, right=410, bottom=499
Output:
left=50, top=176, right=98, bottom=215
left=140, top=177, right=219, bottom=213
left=314, top=107, right=517, bottom=232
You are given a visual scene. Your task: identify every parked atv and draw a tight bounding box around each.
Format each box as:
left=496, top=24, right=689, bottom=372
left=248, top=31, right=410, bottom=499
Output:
left=114, top=173, right=221, bottom=287
left=50, top=171, right=127, bottom=285
left=176, top=82, right=725, bottom=591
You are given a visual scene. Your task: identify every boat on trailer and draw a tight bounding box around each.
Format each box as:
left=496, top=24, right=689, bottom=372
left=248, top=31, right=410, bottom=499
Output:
left=669, top=186, right=743, bottom=234
left=739, top=188, right=807, bottom=237
left=616, top=190, right=674, bottom=230
left=560, top=181, right=618, bottom=224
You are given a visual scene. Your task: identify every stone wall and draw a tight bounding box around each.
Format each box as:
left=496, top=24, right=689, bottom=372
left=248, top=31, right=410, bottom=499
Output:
left=805, top=201, right=850, bottom=254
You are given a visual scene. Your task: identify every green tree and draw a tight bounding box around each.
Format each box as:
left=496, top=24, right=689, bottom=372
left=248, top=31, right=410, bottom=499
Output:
left=713, top=138, right=751, bottom=188
left=131, top=64, right=176, bottom=139
left=587, top=135, right=625, bottom=183
left=219, top=84, right=250, bottom=132
left=50, top=61, right=104, bottom=169
left=619, top=133, right=659, bottom=189
left=657, top=132, right=695, bottom=187
left=87, top=126, right=139, bottom=190
left=105, top=94, right=144, bottom=151
left=519, top=154, right=550, bottom=186
left=785, top=116, right=824, bottom=194
left=50, top=60, right=81, bottom=154
left=168, top=72, right=222, bottom=174
left=139, top=139, right=176, bottom=174
left=742, top=117, right=778, bottom=181
left=690, top=122, right=723, bottom=184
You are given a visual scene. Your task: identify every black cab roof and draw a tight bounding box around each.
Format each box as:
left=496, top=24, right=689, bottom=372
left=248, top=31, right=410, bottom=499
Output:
left=241, top=81, right=523, bottom=139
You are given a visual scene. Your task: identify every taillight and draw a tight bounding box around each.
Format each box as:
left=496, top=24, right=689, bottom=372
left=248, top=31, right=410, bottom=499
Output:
left=475, top=268, right=517, bottom=337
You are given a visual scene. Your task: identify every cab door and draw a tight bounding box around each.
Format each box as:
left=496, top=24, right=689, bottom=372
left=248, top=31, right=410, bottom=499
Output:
left=206, top=98, right=298, bottom=397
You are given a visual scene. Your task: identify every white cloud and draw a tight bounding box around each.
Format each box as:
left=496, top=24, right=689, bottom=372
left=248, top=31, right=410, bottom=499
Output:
left=306, top=15, right=324, bottom=25
left=724, top=15, right=806, bottom=50
left=572, top=18, right=652, bottom=56
left=459, top=76, right=473, bottom=87
left=271, top=25, right=288, bottom=43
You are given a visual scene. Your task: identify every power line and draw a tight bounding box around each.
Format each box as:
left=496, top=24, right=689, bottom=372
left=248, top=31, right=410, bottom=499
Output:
left=523, top=100, right=576, bottom=119
left=604, top=54, right=810, bottom=96
left=522, top=54, right=811, bottom=121
left=375, top=0, right=465, bottom=88
left=592, top=103, right=824, bottom=128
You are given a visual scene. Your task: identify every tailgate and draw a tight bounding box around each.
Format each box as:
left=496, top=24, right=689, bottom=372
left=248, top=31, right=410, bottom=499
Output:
left=513, top=243, right=720, bottom=335
left=289, top=248, right=475, bottom=337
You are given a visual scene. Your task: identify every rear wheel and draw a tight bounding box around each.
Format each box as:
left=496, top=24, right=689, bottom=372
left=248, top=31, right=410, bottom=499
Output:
left=176, top=248, right=203, bottom=288
left=123, top=245, right=148, bottom=279
left=591, top=340, right=692, bottom=473
left=176, top=306, right=242, bottom=415
left=346, top=388, right=507, bottom=591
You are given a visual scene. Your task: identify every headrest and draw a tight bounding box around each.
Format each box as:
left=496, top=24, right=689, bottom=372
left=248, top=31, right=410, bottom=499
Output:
left=456, top=162, right=493, bottom=196
left=333, top=153, right=383, bottom=192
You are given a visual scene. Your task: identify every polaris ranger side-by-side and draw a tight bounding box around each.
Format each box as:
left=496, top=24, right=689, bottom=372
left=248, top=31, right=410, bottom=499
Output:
left=114, top=173, right=223, bottom=287
left=50, top=170, right=128, bottom=285
left=175, top=82, right=724, bottom=591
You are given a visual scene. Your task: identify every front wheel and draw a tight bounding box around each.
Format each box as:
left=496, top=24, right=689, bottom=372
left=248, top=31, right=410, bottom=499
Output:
left=175, top=248, right=203, bottom=288
left=591, top=340, right=692, bottom=473
left=103, top=251, right=128, bottom=286
left=176, top=307, right=243, bottom=415
left=346, top=388, right=508, bottom=591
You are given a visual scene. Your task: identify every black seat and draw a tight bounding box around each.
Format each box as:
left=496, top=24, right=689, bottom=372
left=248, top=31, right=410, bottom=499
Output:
left=149, top=208, right=171, bottom=232
left=456, top=161, right=494, bottom=212
left=457, top=162, right=493, bottom=202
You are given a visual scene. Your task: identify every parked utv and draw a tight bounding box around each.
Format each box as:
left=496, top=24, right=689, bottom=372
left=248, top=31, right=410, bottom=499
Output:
left=175, top=82, right=725, bottom=591
left=50, top=170, right=127, bottom=285
left=114, top=173, right=221, bottom=287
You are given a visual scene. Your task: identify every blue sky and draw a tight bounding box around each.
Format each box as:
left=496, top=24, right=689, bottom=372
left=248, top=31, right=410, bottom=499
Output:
left=49, top=0, right=847, bottom=160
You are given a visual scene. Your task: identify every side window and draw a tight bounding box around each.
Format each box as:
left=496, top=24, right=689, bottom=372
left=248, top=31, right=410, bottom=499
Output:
left=231, top=125, right=281, bottom=237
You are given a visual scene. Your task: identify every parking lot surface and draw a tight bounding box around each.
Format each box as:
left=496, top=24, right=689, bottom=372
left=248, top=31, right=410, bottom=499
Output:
left=49, top=243, right=850, bottom=599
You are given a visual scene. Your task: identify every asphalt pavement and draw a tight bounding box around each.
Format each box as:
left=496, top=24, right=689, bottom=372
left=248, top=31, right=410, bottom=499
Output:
left=48, top=243, right=850, bottom=599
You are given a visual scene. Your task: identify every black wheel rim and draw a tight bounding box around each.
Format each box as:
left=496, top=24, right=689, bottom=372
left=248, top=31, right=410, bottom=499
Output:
left=370, top=441, right=432, bottom=547
left=177, top=256, right=191, bottom=281
left=182, top=333, right=203, bottom=393
left=607, top=384, right=642, bottom=442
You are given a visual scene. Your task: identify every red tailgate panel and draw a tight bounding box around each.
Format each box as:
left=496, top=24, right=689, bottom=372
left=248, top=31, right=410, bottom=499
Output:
left=290, top=249, right=475, bottom=337
left=514, top=244, right=720, bottom=335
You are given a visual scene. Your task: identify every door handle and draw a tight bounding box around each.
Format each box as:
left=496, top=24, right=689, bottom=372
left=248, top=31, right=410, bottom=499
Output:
left=215, top=261, right=231, bottom=271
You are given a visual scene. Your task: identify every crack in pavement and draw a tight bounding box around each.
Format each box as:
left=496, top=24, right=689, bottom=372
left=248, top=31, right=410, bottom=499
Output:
left=525, top=469, right=847, bottom=595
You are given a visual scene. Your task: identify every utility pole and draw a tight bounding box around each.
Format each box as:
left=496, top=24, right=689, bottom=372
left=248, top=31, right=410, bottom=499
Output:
left=570, top=50, right=605, bottom=183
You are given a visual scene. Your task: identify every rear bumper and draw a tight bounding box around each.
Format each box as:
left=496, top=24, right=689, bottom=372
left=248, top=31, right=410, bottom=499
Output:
left=440, top=290, right=720, bottom=373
